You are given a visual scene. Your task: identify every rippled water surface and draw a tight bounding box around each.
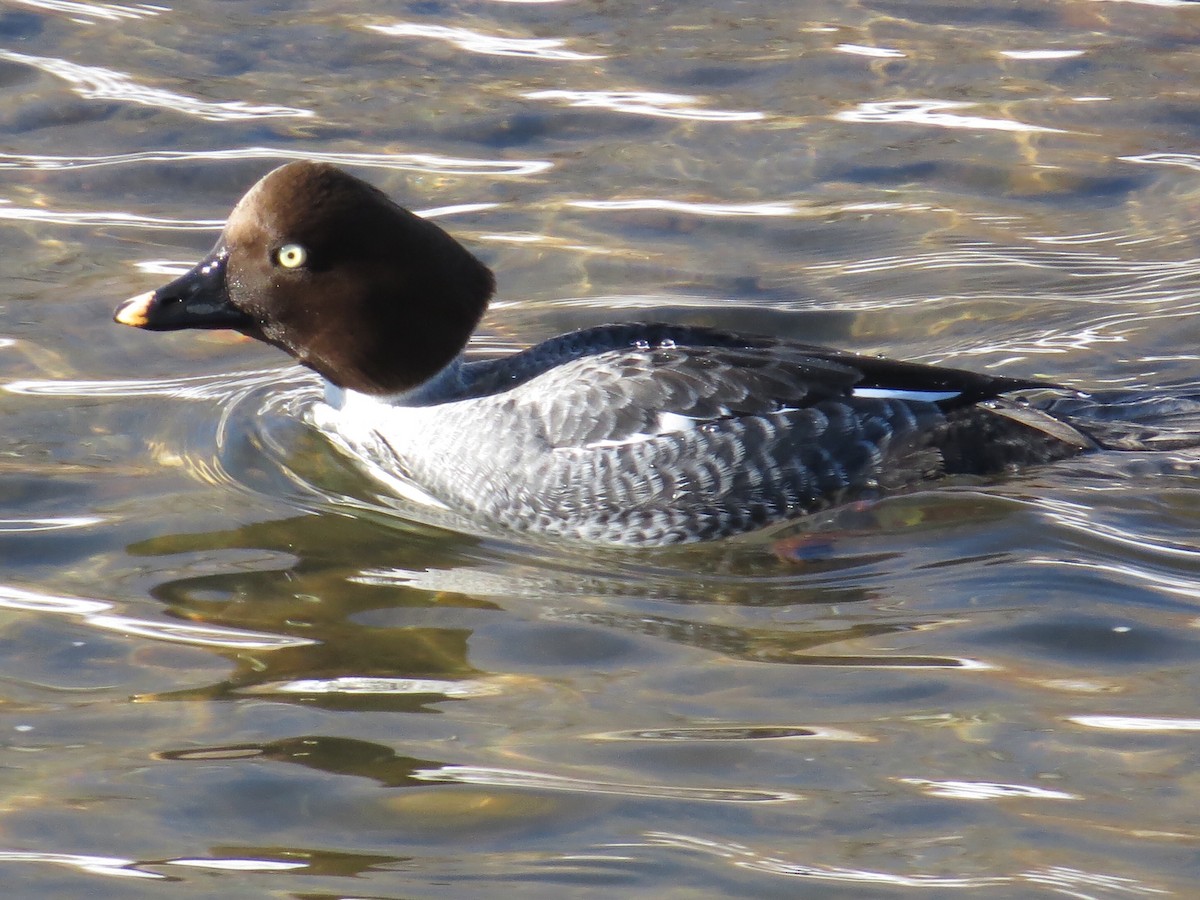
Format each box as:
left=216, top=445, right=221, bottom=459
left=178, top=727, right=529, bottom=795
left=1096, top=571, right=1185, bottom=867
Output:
left=3, top=0, right=1200, bottom=896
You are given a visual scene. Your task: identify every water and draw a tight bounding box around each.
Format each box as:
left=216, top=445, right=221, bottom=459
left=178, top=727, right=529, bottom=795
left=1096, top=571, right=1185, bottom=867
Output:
left=1, top=0, right=1200, bottom=896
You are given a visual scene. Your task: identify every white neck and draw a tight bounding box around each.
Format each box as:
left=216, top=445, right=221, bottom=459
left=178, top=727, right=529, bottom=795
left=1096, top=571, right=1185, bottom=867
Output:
left=323, top=354, right=467, bottom=411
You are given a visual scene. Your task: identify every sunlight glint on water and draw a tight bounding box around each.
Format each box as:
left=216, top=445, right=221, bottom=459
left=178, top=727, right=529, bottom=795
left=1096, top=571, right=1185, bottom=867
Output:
left=0, top=0, right=1199, bottom=896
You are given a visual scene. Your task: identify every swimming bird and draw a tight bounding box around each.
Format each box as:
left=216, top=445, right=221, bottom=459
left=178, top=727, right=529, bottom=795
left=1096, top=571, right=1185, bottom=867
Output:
left=113, top=161, right=1198, bottom=546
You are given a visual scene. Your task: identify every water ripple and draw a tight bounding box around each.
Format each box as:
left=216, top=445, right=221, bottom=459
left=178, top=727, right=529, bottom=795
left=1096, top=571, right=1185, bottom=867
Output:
left=1033, top=496, right=1200, bottom=561
left=0, top=201, right=220, bottom=231
left=0, top=50, right=311, bottom=121
left=0, top=584, right=315, bottom=649
left=835, top=100, right=1067, bottom=134
left=1121, top=151, right=1200, bottom=173
left=638, top=832, right=1009, bottom=888
left=808, top=245, right=1200, bottom=333
left=5, top=368, right=287, bottom=400
left=898, top=778, right=1080, bottom=801
left=835, top=44, right=905, bottom=58
left=1027, top=557, right=1200, bottom=602
left=238, top=676, right=504, bottom=697
left=1068, top=715, right=1200, bottom=731
left=88, top=615, right=314, bottom=649
left=0, top=850, right=307, bottom=880
left=0, top=516, right=103, bottom=533
left=1092, top=0, right=1195, bottom=6
left=525, top=90, right=766, bottom=122
left=0, top=851, right=160, bottom=880
left=639, top=833, right=1167, bottom=894
left=411, top=766, right=800, bottom=803
left=8, top=0, right=163, bottom=23
left=1001, top=49, right=1085, bottom=60
left=568, top=198, right=800, bottom=217
left=163, top=858, right=307, bottom=872
left=133, top=259, right=190, bottom=275
left=418, top=202, right=501, bottom=219
left=368, top=22, right=603, bottom=60
left=593, top=725, right=872, bottom=742
left=0, top=147, right=552, bottom=177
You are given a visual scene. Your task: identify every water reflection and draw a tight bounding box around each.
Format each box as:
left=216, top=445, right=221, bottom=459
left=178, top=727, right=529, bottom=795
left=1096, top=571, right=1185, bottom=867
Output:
left=524, top=89, right=766, bottom=122
left=834, top=99, right=1066, bottom=133
left=0, top=50, right=311, bottom=120
left=0, top=515, right=102, bottom=532
left=1123, top=152, right=1200, bottom=173
left=4, top=0, right=1200, bottom=894
left=157, top=736, right=448, bottom=788
left=1000, top=50, right=1085, bottom=60
left=155, top=735, right=799, bottom=804
left=593, top=724, right=872, bottom=741
left=0, top=202, right=219, bottom=230
left=110, top=497, right=1003, bottom=720
left=368, top=22, right=603, bottom=61
left=897, top=777, right=1080, bottom=801
left=1068, top=715, right=1200, bottom=732
left=411, top=765, right=800, bottom=802
left=0, top=583, right=314, bottom=649
left=638, top=833, right=1165, bottom=895
left=0, top=147, right=553, bottom=176
left=0, top=851, right=162, bottom=881
left=543, top=607, right=991, bottom=668
left=9, top=1, right=163, bottom=24
left=0, top=849, right=313, bottom=881
left=834, top=44, right=906, bottom=59
left=568, top=198, right=801, bottom=217
left=238, top=675, right=504, bottom=699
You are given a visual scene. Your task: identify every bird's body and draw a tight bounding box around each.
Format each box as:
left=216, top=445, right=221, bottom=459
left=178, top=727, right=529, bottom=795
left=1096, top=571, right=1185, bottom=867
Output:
left=114, top=162, right=1197, bottom=546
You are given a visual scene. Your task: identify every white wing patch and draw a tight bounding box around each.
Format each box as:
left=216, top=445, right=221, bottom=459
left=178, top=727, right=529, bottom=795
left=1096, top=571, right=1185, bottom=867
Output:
left=656, top=411, right=700, bottom=434
left=581, top=433, right=658, bottom=450
left=578, top=410, right=706, bottom=451
left=852, top=387, right=962, bottom=403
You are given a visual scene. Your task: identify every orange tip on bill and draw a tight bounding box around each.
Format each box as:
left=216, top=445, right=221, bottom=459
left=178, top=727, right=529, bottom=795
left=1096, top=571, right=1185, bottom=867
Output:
left=114, top=291, right=155, bottom=328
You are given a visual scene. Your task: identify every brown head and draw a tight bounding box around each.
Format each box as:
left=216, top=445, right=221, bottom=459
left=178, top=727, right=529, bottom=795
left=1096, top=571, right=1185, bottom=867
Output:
left=115, top=161, right=495, bottom=394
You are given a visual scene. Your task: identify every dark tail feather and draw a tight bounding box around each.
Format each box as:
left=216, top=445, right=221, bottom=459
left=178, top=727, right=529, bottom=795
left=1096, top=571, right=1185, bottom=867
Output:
left=1040, top=388, right=1200, bottom=452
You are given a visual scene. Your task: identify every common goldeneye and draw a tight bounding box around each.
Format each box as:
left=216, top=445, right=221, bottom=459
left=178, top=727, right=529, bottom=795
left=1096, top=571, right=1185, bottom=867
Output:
left=112, top=161, right=1177, bottom=546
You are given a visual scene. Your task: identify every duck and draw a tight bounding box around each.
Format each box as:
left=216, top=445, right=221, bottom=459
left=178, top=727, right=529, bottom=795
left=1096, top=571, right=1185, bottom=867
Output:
left=114, top=161, right=1165, bottom=546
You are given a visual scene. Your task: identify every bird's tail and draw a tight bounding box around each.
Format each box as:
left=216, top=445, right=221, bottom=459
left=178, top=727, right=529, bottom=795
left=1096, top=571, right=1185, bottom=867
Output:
left=1038, top=387, right=1200, bottom=452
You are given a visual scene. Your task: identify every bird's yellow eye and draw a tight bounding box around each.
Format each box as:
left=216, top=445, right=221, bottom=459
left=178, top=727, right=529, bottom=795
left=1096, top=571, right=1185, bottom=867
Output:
left=276, top=243, right=307, bottom=269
